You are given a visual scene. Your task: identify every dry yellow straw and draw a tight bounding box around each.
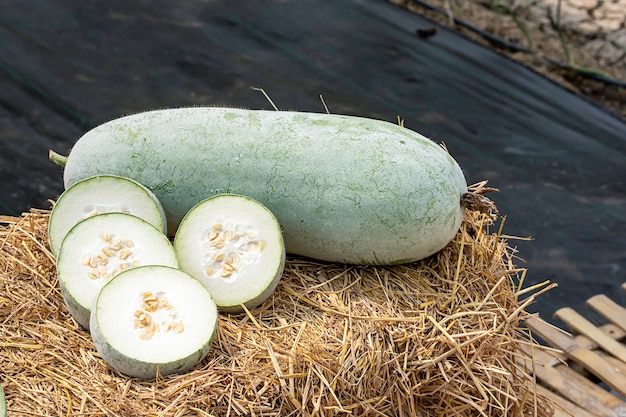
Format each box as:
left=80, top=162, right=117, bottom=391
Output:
left=0, top=183, right=555, bottom=416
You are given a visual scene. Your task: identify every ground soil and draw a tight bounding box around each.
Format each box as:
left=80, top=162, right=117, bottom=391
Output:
left=390, top=0, right=626, bottom=119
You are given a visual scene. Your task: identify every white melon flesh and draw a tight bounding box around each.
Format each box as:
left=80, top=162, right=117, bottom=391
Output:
left=174, top=194, right=286, bottom=313
left=56, top=212, right=179, bottom=329
left=90, top=265, right=218, bottom=379
left=49, top=174, right=166, bottom=256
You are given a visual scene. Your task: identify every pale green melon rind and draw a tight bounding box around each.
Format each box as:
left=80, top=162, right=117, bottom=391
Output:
left=89, top=266, right=218, bottom=379
left=63, top=108, right=467, bottom=265
left=56, top=212, right=179, bottom=329
left=0, top=384, right=5, bottom=417
left=174, top=194, right=286, bottom=313
left=49, top=174, right=167, bottom=257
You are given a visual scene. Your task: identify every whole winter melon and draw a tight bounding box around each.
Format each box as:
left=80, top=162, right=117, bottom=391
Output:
left=54, top=107, right=468, bottom=265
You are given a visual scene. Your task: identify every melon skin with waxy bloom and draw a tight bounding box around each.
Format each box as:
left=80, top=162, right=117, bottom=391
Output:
left=58, top=107, right=468, bottom=265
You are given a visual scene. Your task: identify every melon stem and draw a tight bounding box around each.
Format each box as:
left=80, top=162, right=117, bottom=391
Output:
left=460, top=189, right=499, bottom=214
left=49, top=150, right=68, bottom=168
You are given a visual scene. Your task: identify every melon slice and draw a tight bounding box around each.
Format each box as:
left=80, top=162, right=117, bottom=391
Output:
left=49, top=174, right=166, bottom=256
left=90, top=265, right=218, bottom=379
left=0, top=384, right=5, bottom=417
left=56, top=212, right=178, bottom=329
left=174, top=194, right=285, bottom=312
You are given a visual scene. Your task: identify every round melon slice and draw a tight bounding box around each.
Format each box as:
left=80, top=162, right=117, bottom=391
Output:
left=49, top=174, right=166, bottom=256
left=174, top=194, right=286, bottom=313
left=56, top=212, right=179, bottom=329
left=90, top=265, right=218, bottom=379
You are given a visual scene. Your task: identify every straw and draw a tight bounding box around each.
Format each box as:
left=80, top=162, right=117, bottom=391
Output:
left=0, top=184, right=555, bottom=416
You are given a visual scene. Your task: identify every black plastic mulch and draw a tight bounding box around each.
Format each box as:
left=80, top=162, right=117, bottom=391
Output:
left=1, top=0, right=625, bottom=321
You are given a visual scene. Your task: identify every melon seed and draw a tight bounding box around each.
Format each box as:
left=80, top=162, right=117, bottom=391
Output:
left=132, top=292, right=185, bottom=340
left=201, top=220, right=267, bottom=280
left=82, top=234, right=138, bottom=283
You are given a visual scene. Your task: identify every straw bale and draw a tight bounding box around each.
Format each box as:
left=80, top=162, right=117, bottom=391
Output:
left=0, top=185, right=555, bottom=416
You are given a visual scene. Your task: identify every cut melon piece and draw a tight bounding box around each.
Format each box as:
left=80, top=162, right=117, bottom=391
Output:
left=0, top=384, right=5, bottom=417
left=90, top=265, right=218, bottom=379
left=174, top=194, right=285, bottom=313
left=56, top=212, right=178, bottom=329
left=49, top=174, right=166, bottom=256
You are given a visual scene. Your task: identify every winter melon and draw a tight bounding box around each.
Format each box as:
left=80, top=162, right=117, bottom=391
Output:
left=54, top=107, right=468, bottom=265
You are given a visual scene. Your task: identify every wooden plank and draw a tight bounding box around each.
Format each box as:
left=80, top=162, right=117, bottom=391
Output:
left=587, top=294, right=626, bottom=333
left=529, top=315, right=626, bottom=398
left=526, top=322, right=626, bottom=367
left=554, top=307, right=626, bottom=364
left=526, top=317, right=626, bottom=416
left=575, top=323, right=626, bottom=348
left=570, top=323, right=626, bottom=381
left=533, top=357, right=622, bottom=416
left=568, top=349, right=626, bottom=398
left=535, top=384, right=598, bottom=417
left=525, top=317, right=626, bottom=416
left=597, top=350, right=626, bottom=378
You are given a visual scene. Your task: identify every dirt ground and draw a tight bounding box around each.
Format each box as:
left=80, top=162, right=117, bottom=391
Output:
left=390, top=0, right=626, bottom=119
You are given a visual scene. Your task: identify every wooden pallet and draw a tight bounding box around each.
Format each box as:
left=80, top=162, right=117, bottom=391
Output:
left=524, top=284, right=626, bottom=417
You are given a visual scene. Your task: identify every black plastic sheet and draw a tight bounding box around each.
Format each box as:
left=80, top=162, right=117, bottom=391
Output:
left=1, top=0, right=625, bottom=320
